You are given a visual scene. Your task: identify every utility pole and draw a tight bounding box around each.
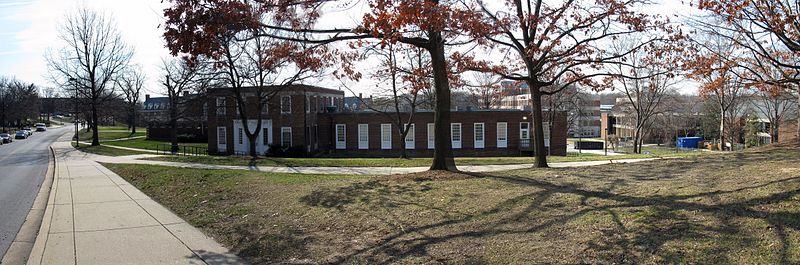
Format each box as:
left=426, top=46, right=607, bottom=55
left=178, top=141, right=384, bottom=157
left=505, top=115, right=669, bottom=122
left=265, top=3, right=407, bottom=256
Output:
left=70, top=78, right=79, bottom=148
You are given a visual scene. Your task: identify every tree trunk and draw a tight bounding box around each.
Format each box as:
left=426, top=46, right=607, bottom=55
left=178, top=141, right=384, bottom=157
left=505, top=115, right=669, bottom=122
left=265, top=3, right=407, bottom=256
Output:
left=170, top=105, right=178, bottom=153
left=719, top=109, right=726, bottom=151
left=90, top=104, right=100, bottom=146
left=428, top=30, right=456, bottom=171
left=529, top=83, right=548, bottom=168
left=130, top=106, right=137, bottom=134
left=633, top=125, right=642, bottom=154
left=248, top=134, right=258, bottom=158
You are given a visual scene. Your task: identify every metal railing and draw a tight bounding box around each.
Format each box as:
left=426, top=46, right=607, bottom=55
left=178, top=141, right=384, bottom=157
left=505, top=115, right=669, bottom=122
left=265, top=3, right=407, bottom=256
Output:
left=154, top=144, right=208, bottom=156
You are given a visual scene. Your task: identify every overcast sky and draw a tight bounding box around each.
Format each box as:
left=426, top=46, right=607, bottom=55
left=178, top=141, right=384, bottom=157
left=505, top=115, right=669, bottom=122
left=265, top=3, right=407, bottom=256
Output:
left=0, top=0, right=699, bottom=98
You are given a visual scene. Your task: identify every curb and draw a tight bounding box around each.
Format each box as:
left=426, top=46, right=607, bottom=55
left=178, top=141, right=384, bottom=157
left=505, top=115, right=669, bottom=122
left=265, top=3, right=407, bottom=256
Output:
left=0, top=147, right=56, bottom=265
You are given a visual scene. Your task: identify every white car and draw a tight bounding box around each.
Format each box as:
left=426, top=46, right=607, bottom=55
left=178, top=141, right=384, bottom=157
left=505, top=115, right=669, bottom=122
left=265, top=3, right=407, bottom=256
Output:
left=35, top=123, right=46, bottom=132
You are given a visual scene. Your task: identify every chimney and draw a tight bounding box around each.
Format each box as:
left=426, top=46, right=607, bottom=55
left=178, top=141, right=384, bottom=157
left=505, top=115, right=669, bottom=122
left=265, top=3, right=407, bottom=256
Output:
left=145, top=94, right=150, bottom=100
left=358, top=93, right=362, bottom=99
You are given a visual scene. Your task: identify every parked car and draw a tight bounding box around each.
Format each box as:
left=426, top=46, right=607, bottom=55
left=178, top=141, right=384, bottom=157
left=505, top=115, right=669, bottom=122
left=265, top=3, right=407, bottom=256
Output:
left=14, top=131, right=27, bottom=139
left=35, top=123, right=46, bottom=132
left=0, top=133, right=11, bottom=143
left=22, top=128, right=33, bottom=136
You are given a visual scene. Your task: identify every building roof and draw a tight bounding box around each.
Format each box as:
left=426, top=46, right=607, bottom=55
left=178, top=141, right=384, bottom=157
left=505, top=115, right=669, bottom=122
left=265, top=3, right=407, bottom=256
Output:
left=209, top=84, right=343, bottom=95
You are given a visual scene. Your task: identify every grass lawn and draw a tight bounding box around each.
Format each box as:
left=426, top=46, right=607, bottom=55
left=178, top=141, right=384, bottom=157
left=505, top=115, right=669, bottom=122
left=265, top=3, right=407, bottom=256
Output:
left=75, top=126, right=146, bottom=141
left=102, top=138, right=207, bottom=151
left=71, top=142, right=151, bottom=156
left=142, top=149, right=707, bottom=168
left=105, top=143, right=800, bottom=264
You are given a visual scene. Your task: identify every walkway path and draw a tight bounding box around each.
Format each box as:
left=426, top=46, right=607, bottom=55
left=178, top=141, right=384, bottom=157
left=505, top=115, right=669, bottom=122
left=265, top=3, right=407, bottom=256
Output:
left=28, top=134, right=246, bottom=265
left=85, top=152, right=670, bottom=175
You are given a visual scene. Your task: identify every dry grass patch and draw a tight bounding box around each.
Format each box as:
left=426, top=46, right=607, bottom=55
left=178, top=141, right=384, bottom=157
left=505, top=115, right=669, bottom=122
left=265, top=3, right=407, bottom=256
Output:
left=105, top=145, right=800, bottom=264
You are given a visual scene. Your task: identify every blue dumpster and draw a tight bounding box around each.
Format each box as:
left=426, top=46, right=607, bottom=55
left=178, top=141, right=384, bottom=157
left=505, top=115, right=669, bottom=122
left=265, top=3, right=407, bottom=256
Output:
left=676, top=137, right=703, bottom=149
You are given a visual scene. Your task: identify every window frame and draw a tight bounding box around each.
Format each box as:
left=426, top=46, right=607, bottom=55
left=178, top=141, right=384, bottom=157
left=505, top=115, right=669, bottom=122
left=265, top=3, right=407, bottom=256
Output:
left=474, top=122, right=485, bottom=149
left=280, top=127, right=292, bottom=147
left=280, top=95, right=291, bottom=114
left=381, top=123, right=392, bottom=150
left=451, top=123, right=462, bottom=149
left=335, top=124, right=346, bottom=149
left=404, top=123, right=415, bottom=150
left=216, top=97, right=226, bottom=116
left=217, top=126, right=227, bottom=151
left=357, top=124, right=369, bottom=149
left=520, top=122, right=530, bottom=140
left=427, top=123, right=435, bottom=149
left=497, top=122, right=508, bottom=148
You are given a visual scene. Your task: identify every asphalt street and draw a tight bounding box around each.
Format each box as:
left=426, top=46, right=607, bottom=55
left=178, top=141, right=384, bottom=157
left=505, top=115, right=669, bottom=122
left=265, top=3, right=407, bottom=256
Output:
left=0, top=126, right=68, bottom=258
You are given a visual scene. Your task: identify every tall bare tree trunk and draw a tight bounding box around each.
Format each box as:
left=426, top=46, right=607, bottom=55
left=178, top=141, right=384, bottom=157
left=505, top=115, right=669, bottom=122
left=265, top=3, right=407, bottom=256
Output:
left=90, top=104, right=100, bottom=146
left=527, top=82, right=548, bottom=168
left=428, top=30, right=456, bottom=171
left=720, top=109, right=726, bottom=151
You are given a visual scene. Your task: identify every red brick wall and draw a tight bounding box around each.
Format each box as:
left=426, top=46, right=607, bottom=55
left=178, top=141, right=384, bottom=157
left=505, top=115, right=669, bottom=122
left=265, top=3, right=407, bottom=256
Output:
left=207, top=86, right=344, bottom=155
left=318, top=110, right=567, bottom=158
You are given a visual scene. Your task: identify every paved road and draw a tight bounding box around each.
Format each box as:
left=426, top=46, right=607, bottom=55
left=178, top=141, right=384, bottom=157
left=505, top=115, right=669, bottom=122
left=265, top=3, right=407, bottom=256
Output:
left=0, top=126, right=68, bottom=258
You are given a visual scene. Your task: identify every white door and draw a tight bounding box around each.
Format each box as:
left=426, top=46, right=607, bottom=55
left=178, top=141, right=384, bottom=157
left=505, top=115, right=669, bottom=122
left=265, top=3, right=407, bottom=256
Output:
left=233, top=120, right=272, bottom=155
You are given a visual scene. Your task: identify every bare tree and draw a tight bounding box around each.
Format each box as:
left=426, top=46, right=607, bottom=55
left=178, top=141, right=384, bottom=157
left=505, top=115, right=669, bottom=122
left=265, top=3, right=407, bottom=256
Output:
left=0, top=76, right=39, bottom=132
left=46, top=8, right=133, bottom=146
left=116, top=66, right=145, bottom=134
left=465, top=72, right=501, bottom=109
left=750, top=88, right=795, bottom=143
left=352, top=44, right=428, bottom=159
left=161, top=58, right=210, bottom=153
left=608, top=36, right=681, bottom=153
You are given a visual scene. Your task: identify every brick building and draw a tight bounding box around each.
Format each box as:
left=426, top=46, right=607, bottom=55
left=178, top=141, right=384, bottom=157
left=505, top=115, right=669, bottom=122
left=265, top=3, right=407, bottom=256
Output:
left=142, top=93, right=207, bottom=141
left=206, top=85, right=568, bottom=157
left=318, top=110, right=567, bottom=157
left=207, top=85, right=346, bottom=155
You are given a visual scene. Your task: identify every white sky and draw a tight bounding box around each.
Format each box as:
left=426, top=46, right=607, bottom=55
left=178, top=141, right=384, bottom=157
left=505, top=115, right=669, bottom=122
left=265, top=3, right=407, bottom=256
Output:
left=0, top=0, right=700, bottom=99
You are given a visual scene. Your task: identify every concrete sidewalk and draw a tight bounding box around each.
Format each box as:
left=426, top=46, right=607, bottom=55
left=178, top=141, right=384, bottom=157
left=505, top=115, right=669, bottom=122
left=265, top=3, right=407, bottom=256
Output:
left=86, top=153, right=668, bottom=175
left=27, top=138, right=246, bottom=264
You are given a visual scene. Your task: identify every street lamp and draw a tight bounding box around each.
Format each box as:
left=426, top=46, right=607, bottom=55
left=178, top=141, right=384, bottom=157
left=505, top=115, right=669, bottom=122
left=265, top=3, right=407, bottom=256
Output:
left=69, top=78, right=78, bottom=148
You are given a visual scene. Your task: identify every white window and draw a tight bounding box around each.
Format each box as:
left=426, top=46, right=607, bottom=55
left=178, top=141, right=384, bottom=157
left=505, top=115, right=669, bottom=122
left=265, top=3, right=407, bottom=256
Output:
left=217, top=127, right=227, bottom=151
left=281, top=127, right=292, bottom=147
left=474, top=123, right=485, bottom=149
left=497, top=122, right=508, bottom=148
left=281, top=96, right=291, bottom=113
left=404, top=124, right=415, bottom=149
left=427, top=123, right=435, bottom=149
left=237, top=128, right=243, bottom=144
left=260, top=100, right=268, bottom=114
left=305, top=97, right=311, bottom=113
left=216, top=97, right=226, bottom=115
left=451, top=123, right=462, bottom=149
left=520, top=122, right=530, bottom=140
left=381, top=124, right=392, bottom=149
left=358, top=124, right=369, bottom=149
left=262, top=128, right=268, bottom=146
left=335, top=124, right=346, bottom=149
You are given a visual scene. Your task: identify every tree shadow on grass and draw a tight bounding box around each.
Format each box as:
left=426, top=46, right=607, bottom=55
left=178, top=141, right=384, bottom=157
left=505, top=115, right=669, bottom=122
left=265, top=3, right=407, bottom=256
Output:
left=288, top=150, right=800, bottom=264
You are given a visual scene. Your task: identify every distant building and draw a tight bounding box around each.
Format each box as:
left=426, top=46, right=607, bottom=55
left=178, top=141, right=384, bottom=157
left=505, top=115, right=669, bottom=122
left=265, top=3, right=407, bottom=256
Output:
left=142, top=92, right=207, bottom=141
